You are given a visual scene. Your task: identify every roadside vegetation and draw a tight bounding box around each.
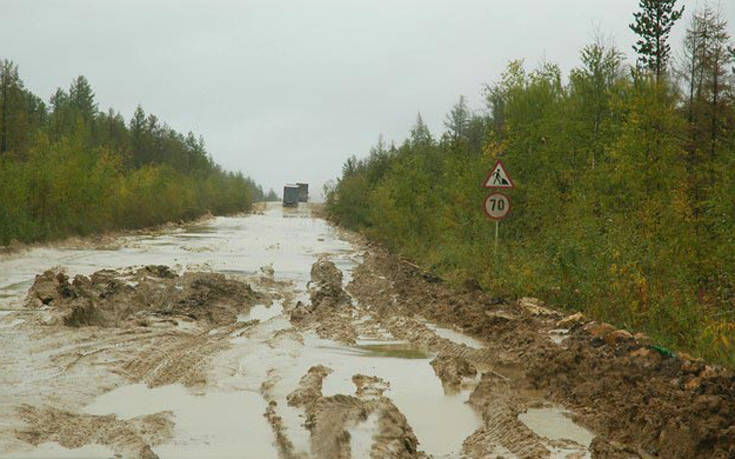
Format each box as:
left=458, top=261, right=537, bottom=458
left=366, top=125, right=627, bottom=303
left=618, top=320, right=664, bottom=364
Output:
left=0, top=65, right=262, bottom=245
left=326, top=2, right=735, bottom=366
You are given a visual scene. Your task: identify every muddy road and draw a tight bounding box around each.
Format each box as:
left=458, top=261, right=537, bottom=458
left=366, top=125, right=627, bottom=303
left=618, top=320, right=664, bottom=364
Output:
left=1, top=203, right=734, bottom=458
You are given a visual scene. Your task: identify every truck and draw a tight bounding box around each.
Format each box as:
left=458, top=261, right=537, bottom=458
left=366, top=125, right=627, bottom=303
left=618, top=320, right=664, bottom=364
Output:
left=282, top=185, right=300, bottom=207
left=296, top=183, right=309, bottom=202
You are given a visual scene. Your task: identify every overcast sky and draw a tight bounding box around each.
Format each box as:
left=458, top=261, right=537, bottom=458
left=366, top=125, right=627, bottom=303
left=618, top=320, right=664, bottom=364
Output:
left=1, top=0, right=733, bottom=198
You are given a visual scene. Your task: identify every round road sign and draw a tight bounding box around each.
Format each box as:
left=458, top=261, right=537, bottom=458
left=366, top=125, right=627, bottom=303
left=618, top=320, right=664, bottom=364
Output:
left=483, top=192, right=510, bottom=220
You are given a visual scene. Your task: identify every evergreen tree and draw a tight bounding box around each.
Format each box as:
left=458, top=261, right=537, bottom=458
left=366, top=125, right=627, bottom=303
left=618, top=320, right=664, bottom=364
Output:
left=409, top=112, right=432, bottom=147
left=629, top=0, right=684, bottom=81
left=0, top=59, right=23, bottom=154
left=444, top=95, right=470, bottom=143
left=68, top=75, right=97, bottom=121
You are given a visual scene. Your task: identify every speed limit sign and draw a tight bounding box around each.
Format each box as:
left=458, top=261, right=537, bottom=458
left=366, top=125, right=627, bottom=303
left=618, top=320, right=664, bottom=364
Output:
left=483, top=192, right=510, bottom=220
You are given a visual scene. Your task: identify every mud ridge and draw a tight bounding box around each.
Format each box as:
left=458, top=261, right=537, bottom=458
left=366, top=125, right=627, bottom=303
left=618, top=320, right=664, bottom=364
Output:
left=26, top=265, right=262, bottom=328
left=283, top=366, right=423, bottom=459
left=15, top=404, right=173, bottom=458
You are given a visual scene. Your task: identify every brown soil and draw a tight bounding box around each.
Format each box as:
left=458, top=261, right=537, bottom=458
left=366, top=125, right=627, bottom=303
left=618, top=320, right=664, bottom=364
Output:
left=345, top=245, right=735, bottom=458
left=26, top=265, right=262, bottom=327
left=429, top=353, right=477, bottom=393
left=289, top=258, right=357, bottom=344
left=16, top=404, right=174, bottom=458
left=283, top=366, right=422, bottom=459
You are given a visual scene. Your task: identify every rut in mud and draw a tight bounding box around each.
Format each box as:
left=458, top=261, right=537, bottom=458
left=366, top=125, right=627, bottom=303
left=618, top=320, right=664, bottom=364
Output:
left=1, top=204, right=734, bottom=458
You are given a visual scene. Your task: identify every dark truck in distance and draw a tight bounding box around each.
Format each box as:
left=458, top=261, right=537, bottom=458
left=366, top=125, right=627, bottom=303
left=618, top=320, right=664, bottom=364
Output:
left=296, top=183, right=308, bottom=202
left=282, top=185, right=300, bottom=207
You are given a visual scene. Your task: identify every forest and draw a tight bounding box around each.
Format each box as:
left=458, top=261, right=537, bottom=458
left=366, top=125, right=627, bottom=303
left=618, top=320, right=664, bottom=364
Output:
left=0, top=66, right=262, bottom=245
left=326, top=2, right=735, bottom=365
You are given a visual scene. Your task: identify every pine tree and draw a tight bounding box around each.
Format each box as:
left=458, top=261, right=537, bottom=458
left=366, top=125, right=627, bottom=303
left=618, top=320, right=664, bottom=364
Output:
left=69, top=75, right=97, bottom=121
left=409, top=112, right=432, bottom=147
left=629, top=0, right=684, bottom=81
left=444, top=95, right=470, bottom=143
left=0, top=59, right=23, bottom=154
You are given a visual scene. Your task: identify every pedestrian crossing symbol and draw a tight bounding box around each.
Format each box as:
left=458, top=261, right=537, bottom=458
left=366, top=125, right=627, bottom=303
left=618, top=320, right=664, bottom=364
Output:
left=483, top=160, right=514, bottom=189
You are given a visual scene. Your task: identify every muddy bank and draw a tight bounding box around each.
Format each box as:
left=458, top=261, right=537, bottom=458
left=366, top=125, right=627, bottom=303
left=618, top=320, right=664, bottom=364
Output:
left=26, top=265, right=262, bottom=327
left=346, top=245, right=735, bottom=458
left=15, top=405, right=173, bottom=458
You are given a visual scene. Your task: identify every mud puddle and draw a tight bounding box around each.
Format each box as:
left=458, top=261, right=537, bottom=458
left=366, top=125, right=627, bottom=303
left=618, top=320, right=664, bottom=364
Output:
left=519, top=407, right=595, bottom=457
left=83, top=384, right=277, bottom=458
left=0, top=203, right=355, bottom=308
left=238, top=300, right=284, bottom=322
left=1, top=203, right=608, bottom=458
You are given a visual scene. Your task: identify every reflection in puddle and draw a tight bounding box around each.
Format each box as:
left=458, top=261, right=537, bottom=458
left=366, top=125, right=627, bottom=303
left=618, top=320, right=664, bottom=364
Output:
left=355, top=343, right=432, bottom=359
left=424, top=322, right=485, bottom=349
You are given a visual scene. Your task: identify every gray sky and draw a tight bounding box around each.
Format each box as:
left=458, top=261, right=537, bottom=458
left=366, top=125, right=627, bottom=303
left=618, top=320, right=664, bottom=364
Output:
left=1, top=0, right=733, bottom=199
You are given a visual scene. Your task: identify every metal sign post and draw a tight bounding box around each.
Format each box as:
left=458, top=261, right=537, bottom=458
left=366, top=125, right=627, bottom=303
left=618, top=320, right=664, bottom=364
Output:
left=482, top=160, right=514, bottom=259
left=495, top=220, right=499, bottom=257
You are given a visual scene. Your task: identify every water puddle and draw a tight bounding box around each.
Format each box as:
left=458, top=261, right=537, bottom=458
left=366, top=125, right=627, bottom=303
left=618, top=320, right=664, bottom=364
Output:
left=519, top=406, right=595, bottom=453
left=237, top=301, right=284, bottom=323
left=424, top=322, right=485, bottom=349
left=83, top=383, right=277, bottom=458
left=303, top=334, right=479, bottom=457
left=0, top=203, right=355, bottom=307
left=348, top=411, right=380, bottom=457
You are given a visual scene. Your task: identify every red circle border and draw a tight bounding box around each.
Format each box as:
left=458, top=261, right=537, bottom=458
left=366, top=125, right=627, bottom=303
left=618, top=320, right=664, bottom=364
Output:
left=483, top=192, right=511, bottom=220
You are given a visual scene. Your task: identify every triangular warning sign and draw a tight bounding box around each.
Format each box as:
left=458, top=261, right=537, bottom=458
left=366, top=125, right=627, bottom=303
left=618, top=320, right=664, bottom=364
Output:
left=483, top=160, right=514, bottom=189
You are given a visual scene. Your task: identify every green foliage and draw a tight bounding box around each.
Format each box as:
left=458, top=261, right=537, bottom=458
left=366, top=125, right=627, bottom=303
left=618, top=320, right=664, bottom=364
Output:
left=0, top=61, right=262, bottom=244
left=326, top=18, right=735, bottom=366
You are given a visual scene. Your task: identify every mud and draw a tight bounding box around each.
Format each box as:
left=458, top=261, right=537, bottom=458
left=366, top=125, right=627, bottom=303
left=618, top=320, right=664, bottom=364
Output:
left=284, top=366, right=422, bottom=459
left=346, top=245, right=735, bottom=458
left=26, top=265, right=262, bottom=328
left=4, top=203, right=733, bottom=458
left=429, top=353, right=477, bottom=393
left=16, top=404, right=174, bottom=458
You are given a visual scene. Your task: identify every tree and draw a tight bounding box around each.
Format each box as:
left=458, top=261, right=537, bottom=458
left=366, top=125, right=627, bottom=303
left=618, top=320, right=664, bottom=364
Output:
left=444, top=95, right=470, bottom=143
left=69, top=75, right=97, bottom=121
left=409, top=112, right=432, bottom=147
left=569, top=38, right=625, bottom=168
left=0, top=59, right=23, bottom=154
left=130, top=105, right=146, bottom=167
left=681, top=6, right=734, bottom=163
left=629, top=0, right=684, bottom=81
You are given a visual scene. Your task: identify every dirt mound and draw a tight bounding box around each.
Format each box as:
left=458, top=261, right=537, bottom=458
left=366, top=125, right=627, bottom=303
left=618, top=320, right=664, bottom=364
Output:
left=15, top=404, right=173, bottom=458
left=308, top=258, right=349, bottom=309
left=527, top=336, right=735, bottom=457
left=277, top=366, right=423, bottom=458
left=352, top=374, right=390, bottom=398
left=289, top=259, right=357, bottom=344
left=25, top=266, right=261, bottom=328
left=287, top=365, right=334, bottom=407
left=430, top=354, right=477, bottom=393
left=463, top=373, right=550, bottom=457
